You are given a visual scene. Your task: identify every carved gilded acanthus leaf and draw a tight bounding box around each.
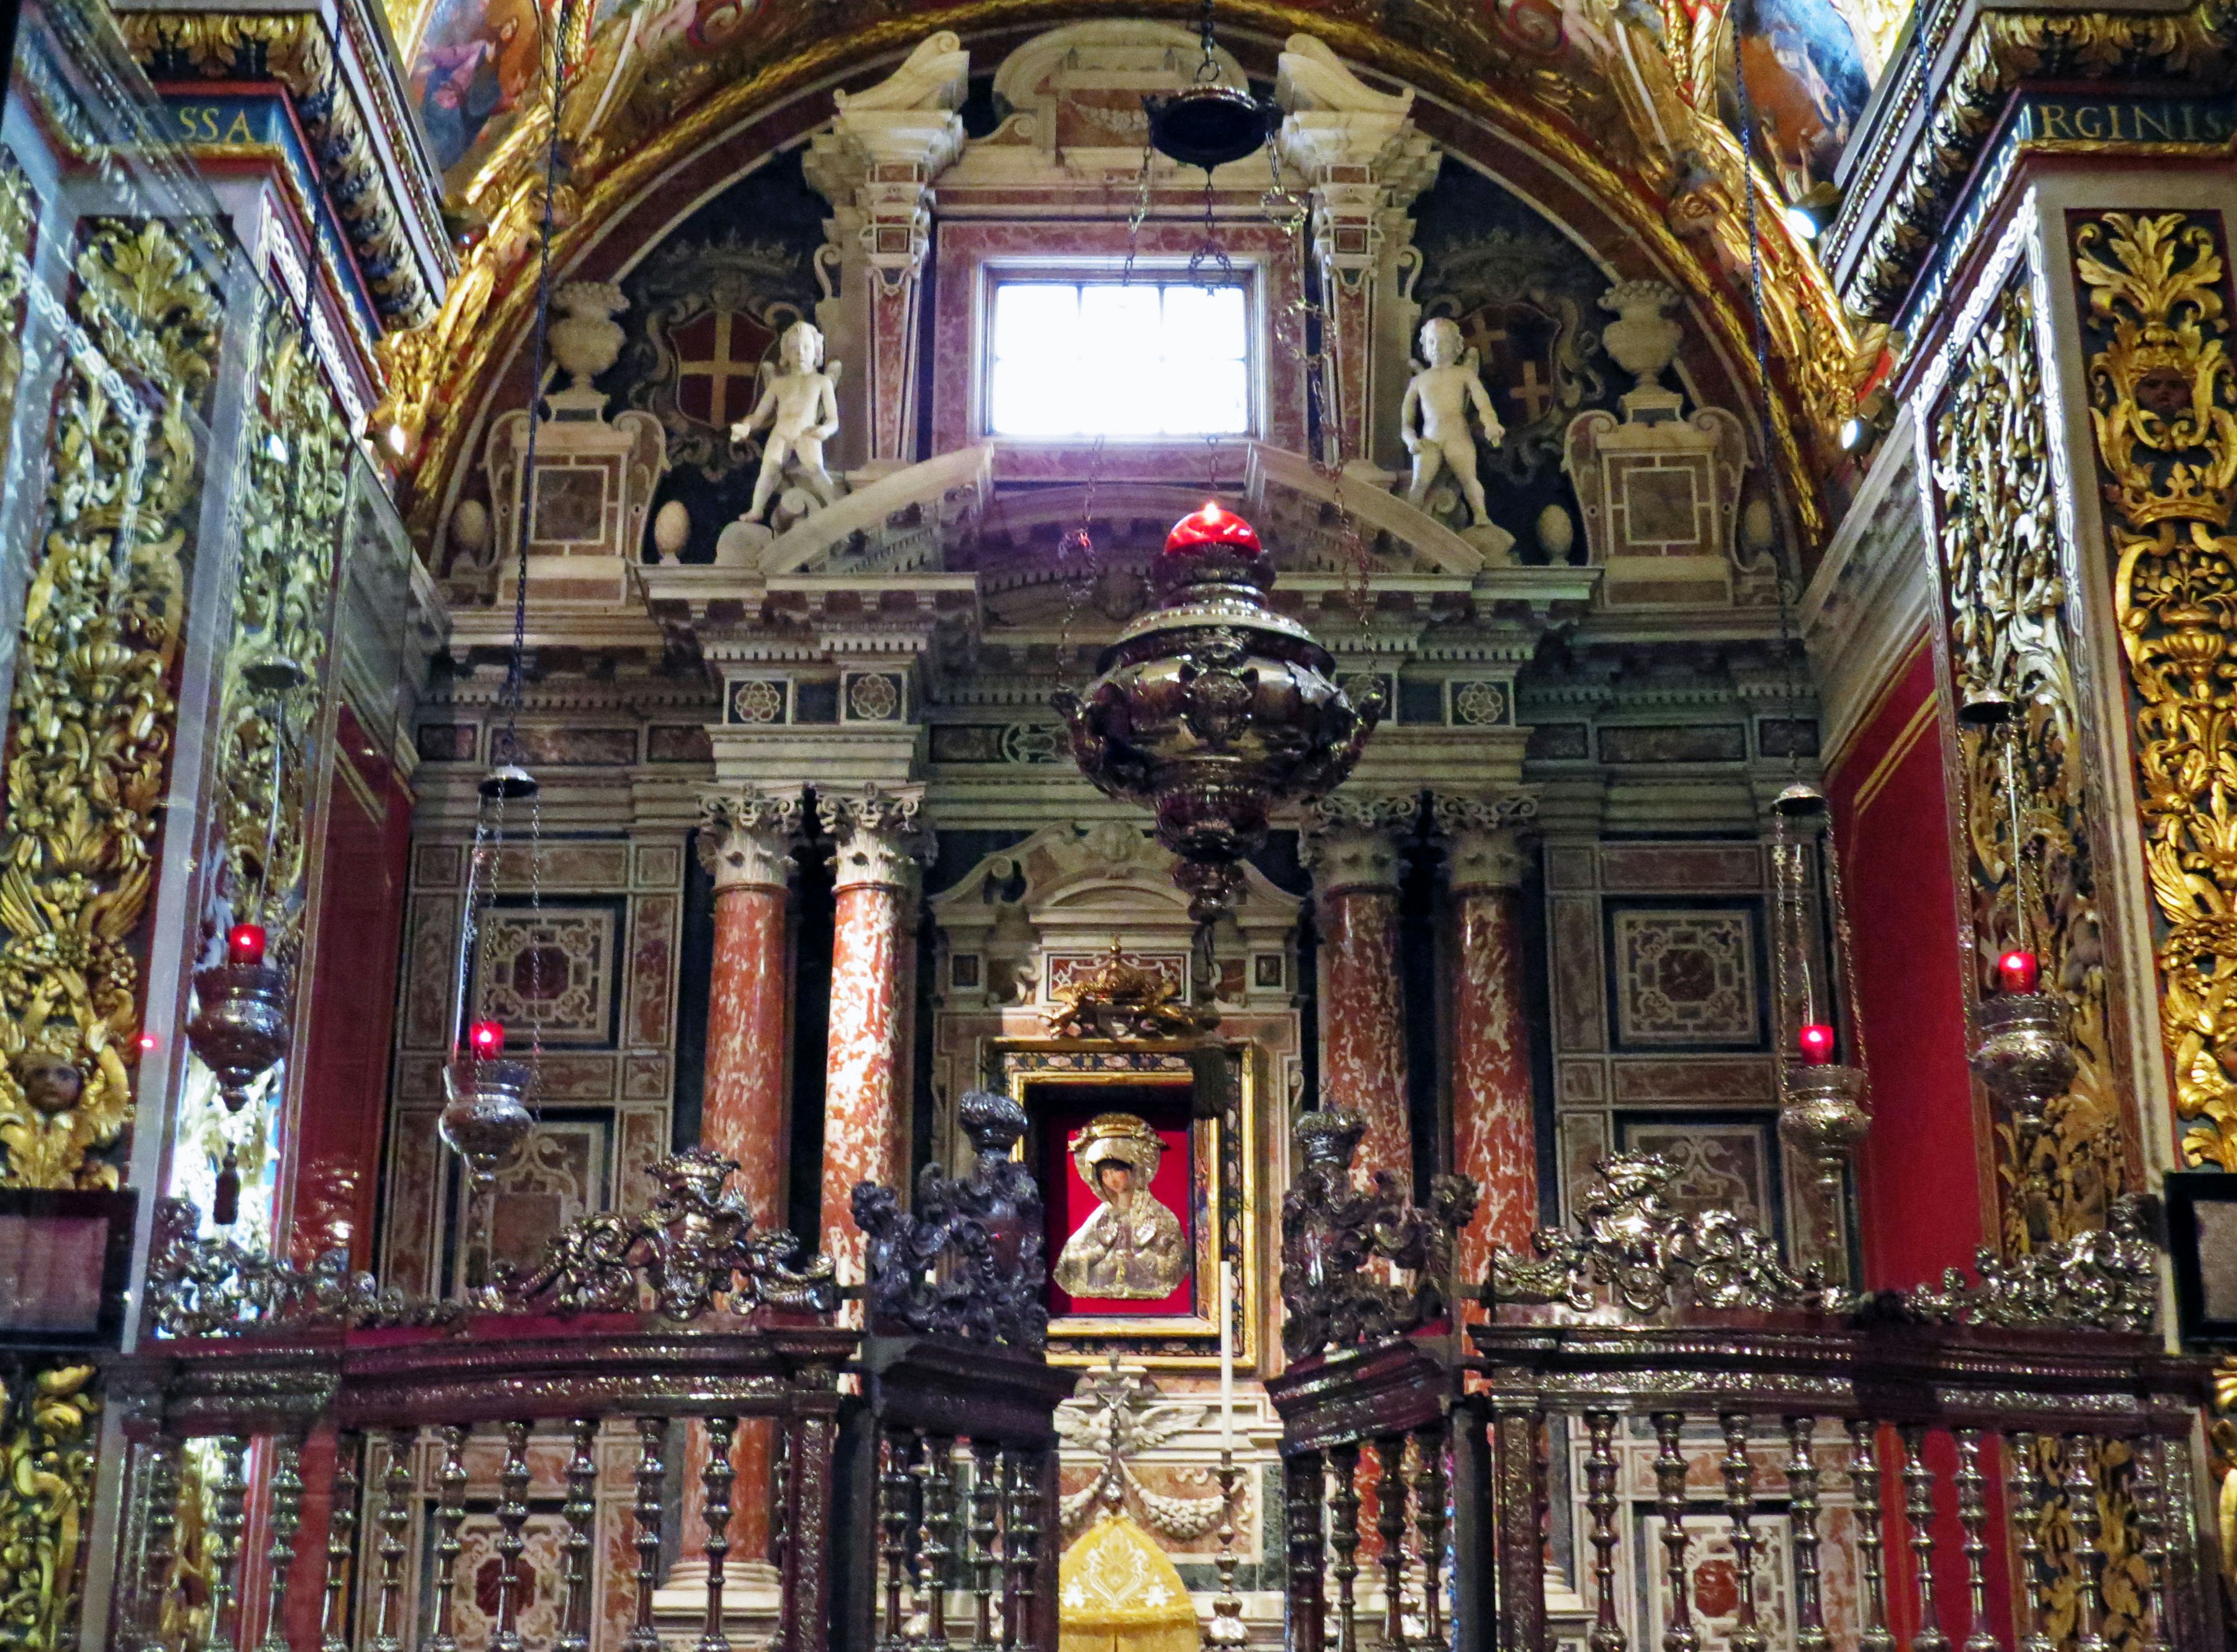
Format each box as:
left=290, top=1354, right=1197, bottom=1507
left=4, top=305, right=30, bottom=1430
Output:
left=0, top=218, right=222, bottom=1190
left=1929, top=275, right=2126, bottom=1248
left=2074, top=211, right=2237, bottom=1171
left=0, top=1362, right=99, bottom=1646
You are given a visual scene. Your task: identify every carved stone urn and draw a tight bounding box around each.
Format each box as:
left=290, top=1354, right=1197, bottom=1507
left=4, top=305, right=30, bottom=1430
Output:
left=1598, top=280, right=1684, bottom=391
left=548, top=282, right=628, bottom=390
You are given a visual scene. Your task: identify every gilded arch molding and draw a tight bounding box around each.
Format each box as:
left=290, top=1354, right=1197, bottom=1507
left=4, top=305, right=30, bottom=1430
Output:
left=378, top=0, right=1853, bottom=559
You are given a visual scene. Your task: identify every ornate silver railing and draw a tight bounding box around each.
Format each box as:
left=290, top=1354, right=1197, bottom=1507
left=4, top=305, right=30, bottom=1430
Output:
left=1271, top=1119, right=2214, bottom=1652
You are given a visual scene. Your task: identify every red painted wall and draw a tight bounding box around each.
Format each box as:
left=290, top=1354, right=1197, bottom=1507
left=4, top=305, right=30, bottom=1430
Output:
left=1826, top=640, right=1989, bottom=1289
left=279, top=701, right=412, bottom=1272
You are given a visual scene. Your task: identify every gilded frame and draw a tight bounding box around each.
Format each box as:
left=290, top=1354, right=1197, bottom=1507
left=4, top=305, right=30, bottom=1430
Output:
left=982, top=1038, right=1257, bottom=1371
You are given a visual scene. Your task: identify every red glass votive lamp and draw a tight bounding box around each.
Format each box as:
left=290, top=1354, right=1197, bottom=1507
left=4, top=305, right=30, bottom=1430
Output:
left=1797, top=1022, right=1837, bottom=1066
left=226, top=923, right=267, bottom=968
left=1996, top=949, right=2041, bottom=995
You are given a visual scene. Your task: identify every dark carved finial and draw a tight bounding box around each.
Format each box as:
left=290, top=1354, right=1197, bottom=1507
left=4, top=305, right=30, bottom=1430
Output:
left=959, top=1089, right=1028, bottom=1159
left=1293, top=1109, right=1366, bottom=1170
left=854, top=1095, right=1049, bottom=1351
left=1278, top=1110, right=1477, bottom=1361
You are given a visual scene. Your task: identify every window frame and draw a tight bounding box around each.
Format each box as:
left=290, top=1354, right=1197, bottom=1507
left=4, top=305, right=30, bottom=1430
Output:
left=973, top=258, right=1266, bottom=446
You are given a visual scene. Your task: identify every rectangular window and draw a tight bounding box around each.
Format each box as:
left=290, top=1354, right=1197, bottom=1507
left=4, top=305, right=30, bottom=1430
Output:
left=986, top=277, right=1251, bottom=439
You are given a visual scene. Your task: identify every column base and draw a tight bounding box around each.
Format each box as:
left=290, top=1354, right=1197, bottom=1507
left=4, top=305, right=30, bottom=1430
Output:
left=652, top=1560, right=784, bottom=1639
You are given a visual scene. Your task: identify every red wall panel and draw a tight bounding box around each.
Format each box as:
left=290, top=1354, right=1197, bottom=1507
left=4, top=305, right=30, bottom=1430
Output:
left=1827, top=640, right=1992, bottom=1290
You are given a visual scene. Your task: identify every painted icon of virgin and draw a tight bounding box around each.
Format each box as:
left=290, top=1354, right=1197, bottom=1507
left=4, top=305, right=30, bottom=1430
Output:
left=1053, top=1113, right=1189, bottom=1300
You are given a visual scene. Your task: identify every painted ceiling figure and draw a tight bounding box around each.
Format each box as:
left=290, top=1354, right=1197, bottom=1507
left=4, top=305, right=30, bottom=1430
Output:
left=1055, top=1113, right=1188, bottom=1300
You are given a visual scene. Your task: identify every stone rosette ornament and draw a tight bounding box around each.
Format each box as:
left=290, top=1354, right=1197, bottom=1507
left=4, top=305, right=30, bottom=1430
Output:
left=1053, top=503, right=1381, bottom=924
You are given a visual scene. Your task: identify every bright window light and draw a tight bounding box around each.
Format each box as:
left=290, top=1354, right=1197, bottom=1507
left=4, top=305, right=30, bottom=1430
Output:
left=988, top=278, right=1250, bottom=438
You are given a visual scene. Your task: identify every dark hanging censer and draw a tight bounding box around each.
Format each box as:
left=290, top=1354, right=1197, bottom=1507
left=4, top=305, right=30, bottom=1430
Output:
left=1054, top=503, right=1381, bottom=925
left=1143, top=0, right=1277, bottom=171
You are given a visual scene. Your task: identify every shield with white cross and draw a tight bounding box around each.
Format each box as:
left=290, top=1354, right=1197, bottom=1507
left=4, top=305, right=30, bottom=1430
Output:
left=668, top=307, right=777, bottom=432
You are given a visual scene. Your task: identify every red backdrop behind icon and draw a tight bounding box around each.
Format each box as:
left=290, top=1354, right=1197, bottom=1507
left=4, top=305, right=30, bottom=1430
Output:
left=1036, top=1082, right=1198, bottom=1318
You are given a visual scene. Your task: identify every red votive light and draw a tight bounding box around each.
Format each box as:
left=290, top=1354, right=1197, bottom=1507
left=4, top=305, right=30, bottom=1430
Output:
left=1797, top=1022, right=1837, bottom=1065
left=468, top=1019, right=507, bottom=1058
left=1164, top=500, right=1262, bottom=556
left=226, top=923, right=266, bottom=967
left=1997, top=949, right=2041, bottom=994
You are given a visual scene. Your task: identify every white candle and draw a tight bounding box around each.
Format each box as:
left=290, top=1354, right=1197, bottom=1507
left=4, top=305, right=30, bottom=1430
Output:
left=1219, top=1258, right=1236, bottom=1453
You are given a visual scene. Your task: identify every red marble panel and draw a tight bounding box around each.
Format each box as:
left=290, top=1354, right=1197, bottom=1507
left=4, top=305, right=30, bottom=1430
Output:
left=1600, top=842, right=1765, bottom=893
left=401, top=894, right=460, bottom=1049
left=626, top=894, right=677, bottom=1049
left=1608, top=1058, right=1777, bottom=1103
left=1319, top=887, right=1410, bottom=1178
left=414, top=842, right=464, bottom=889
left=1557, top=1060, right=1606, bottom=1103
left=531, top=1053, right=620, bottom=1102
left=616, top=1107, right=668, bottom=1214
left=1451, top=889, right=1536, bottom=1282
left=1544, top=846, right=1598, bottom=891
left=1549, top=896, right=1606, bottom=1053
left=622, top=1053, right=671, bottom=1100
left=632, top=841, right=684, bottom=889
left=381, top=1106, right=443, bottom=1297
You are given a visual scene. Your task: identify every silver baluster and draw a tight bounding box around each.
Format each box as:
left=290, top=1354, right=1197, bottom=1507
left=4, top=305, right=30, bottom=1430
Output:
left=257, top=1436, right=304, bottom=1652
left=320, top=1433, right=361, bottom=1652
left=1953, top=1429, right=1999, bottom=1652
left=2063, top=1434, right=2109, bottom=1652
left=2008, top=1432, right=2056, bottom=1652
left=1900, top=1424, right=1949, bottom=1652
left=1846, top=1419, right=1894, bottom=1652
left=1652, top=1413, right=1698, bottom=1652
left=555, top=1418, right=598, bottom=1652
left=1718, top=1416, right=1765, bottom=1652
left=1785, top=1418, right=1827, bottom=1652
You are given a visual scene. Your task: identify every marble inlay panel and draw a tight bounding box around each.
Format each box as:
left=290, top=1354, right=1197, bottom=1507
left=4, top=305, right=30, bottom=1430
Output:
left=1608, top=908, right=1760, bottom=1048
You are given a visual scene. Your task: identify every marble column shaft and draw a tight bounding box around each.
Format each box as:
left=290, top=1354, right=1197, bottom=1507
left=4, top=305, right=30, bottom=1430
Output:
left=683, top=786, right=802, bottom=1574
left=1438, top=797, right=1539, bottom=1289
left=1305, top=797, right=1417, bottom=1178
left=818, top=784, right=926, bottom=1294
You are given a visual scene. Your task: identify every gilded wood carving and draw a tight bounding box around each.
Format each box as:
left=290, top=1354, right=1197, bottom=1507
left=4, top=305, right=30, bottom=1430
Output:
left=0, top=1363, right=100, bottom=1649
left=2074, top=211, right=2237, bottom=1171
left=0, top=219, right=223, bottom=1190
left=1930, top=274, right=2126, bottom=1249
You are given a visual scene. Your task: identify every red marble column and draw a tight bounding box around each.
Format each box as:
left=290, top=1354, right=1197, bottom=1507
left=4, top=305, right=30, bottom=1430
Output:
left=1437, top=796, right=1539, bottom=1289
left=818, top=784, right=925, bottom=1297
left=1305, top=797, right=1416, bottom=1178
left=674, top=786, right=802, bottom=1586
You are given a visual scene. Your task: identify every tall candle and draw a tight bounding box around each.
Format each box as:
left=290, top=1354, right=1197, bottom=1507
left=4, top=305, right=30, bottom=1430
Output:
left=1219, top=1259, right=1236, bottom=1453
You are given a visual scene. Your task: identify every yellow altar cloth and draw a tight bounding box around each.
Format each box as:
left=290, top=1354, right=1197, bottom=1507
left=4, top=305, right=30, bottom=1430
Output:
left=1056, top=1510, right=1201, bottom=1652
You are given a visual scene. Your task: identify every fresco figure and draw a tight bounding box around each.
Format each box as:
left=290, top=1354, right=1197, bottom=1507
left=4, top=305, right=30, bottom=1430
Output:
left=1728, top=0, right=1870, bottom=200
left=411, top=0, right=545, bottom=177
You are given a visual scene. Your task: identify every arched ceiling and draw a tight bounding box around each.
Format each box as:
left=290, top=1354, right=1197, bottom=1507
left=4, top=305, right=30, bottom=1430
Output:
left=375, top=1, right=1880, bottom=556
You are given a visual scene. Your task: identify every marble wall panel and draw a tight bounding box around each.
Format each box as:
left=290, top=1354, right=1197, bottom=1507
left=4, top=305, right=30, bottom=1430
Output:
left=457, top=1117, right=609, bottom=1296
left=1609, top=1059, right=1777, bottom=1104
left=1551, top=896, right=1606, bottom=1053
left=1546, top=845, right=1599, bottom=891
left=1607, top=908, right=1763, bottom=1049
left=477, top=905, right=620, bottom=1046
left=1599, top=843, right=1763, bottom=893
left=1558, top=1060, right=1606, bottom=1103
left=497, top=725, right=640, bottom=767
left=624, top=895, right=676, bottom=1050
left=631, top=842, right=683, bottom=890
left=380, top=1105, right=444, bottom=1297
left=491, top=843, right=632, bottom=890
left=1614, top=1115, right=1777, bottom=1231
left=415, top=842, right=466, bottom=889
left=401, top=895, right=461, bottom=1049
left=622, top=1053, right=671, bottom=1101
left=616, top=1106, right=668, bottom=1215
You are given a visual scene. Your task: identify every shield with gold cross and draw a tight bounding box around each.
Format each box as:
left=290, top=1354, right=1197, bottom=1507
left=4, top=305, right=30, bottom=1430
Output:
left=1451, top=295, right=1573, bottom=442
left=669, top=307, right=777, bottom=432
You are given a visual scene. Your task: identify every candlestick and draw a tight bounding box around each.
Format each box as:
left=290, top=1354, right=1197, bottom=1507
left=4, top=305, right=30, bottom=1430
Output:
left=1218, top=1259, right=1235, bottom=1453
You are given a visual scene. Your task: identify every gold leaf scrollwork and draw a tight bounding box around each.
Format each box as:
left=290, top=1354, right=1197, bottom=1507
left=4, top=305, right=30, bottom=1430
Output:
left=2078, top=210, right=2237, bottom=1172
left=0, top=1362, right=100, bottom=1650
left=0, top=218, right=222, bottom=1189
left=1931, top=276, right=2126, bottom=1251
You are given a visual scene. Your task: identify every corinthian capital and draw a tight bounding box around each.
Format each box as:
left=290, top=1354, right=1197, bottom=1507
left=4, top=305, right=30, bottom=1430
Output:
left=819, top=782, right=930, bottom=892
left=1303, top=794, right=1417, bottom=896
left=697, top=788, right=805, bottom=893
left=1432, top=793, right=1539, bottom=894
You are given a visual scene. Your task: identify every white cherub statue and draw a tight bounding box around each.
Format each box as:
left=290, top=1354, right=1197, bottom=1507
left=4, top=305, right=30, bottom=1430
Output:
left=731, top=319, right=841, bottom=524
left=1400, top=316, right=1505, bottom=528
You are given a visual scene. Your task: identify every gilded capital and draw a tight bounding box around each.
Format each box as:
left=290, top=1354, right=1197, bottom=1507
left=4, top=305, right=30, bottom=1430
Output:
left=1303, top=795, right=1417, bottom=897
left=697, top=788, right=805, bottom=894
left=1433, top=794, right=1539, bottom=894
left=819, top=782, right=930, bottom=894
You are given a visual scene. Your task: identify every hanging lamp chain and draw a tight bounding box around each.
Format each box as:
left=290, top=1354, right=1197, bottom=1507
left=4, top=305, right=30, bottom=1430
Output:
left=500, top=0, right=581, bottom=755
